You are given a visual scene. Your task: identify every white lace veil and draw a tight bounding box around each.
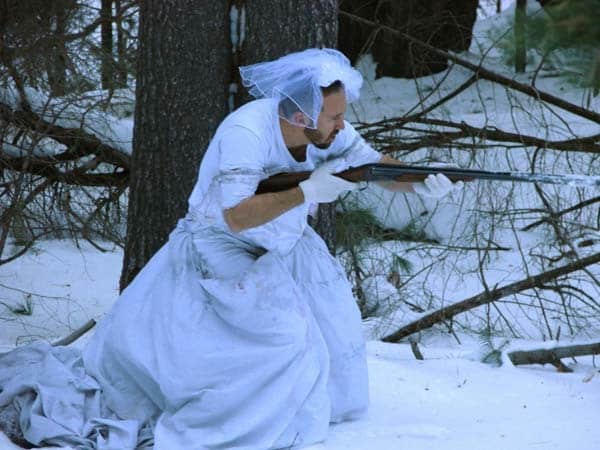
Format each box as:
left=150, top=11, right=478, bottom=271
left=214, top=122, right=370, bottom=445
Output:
left=239, top=48, right=363, bottom=129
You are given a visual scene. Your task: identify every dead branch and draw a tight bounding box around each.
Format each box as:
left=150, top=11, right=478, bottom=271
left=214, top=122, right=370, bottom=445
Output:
left=409, top=340, right=424, bottom=360
left=339, top=10, right=600, bottom=125
left=416, top=119, right=600, bottom=154
left=402, top=74, right=478, bottom=120
left=382, top=251, right=600, bottom=342
left=0, top=98, right=130, bottom=189
left=51, top=319, right=97, bottom=346
left=507, top=341, right=600, bottom=367
left=521, top=196, right=600, bottom=231
left=0, top=155, right=128, bottom=187
left=0, top=101, right=131, bottom=168
left=358, top=116, right=600, bottom=155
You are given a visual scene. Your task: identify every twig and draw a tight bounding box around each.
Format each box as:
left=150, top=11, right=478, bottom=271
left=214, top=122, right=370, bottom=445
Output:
left=409, top=340, right=424, bottom=360
left=51, top=319, right=96, bottom=346
left=521, top=196, right=600, bottom=231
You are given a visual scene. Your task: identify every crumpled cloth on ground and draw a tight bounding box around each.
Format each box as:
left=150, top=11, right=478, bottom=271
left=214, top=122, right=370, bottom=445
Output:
left=0, top=343, right=154, bottom=449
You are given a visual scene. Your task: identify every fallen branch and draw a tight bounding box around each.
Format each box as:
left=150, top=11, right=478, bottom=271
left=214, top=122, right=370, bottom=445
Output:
left=382, top=251, right=600, bottom=342
left=507, top=341, right=600, bottom=370
left=52, top=319, right=97, bottom=347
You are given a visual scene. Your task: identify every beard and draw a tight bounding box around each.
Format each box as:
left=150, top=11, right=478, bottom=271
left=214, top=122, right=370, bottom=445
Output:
left=304, top=127, right=338, bottom=149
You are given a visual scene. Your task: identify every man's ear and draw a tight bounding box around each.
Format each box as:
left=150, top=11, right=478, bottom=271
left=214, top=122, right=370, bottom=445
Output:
left=291, top=111, right=310, bottom=128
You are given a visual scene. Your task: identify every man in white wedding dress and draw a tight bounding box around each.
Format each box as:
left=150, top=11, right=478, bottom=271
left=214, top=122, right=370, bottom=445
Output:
left=0, top=48, right=460, bottom=450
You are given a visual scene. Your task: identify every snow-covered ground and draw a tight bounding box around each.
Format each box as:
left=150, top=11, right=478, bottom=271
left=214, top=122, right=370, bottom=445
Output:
left=0, top=240, right=121, bottom=352
left=2, top=2, right=600, bottom=449
left=1, top=240, right=599, bottom=450
left=311, top=341, right=600, bottom=450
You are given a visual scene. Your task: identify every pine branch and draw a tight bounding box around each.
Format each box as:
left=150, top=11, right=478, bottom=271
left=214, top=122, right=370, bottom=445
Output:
left=0, top=101, right=131, bottom=168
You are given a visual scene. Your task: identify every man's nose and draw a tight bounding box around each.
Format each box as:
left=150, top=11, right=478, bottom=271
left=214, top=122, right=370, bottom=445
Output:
left=336, top=117, right=345, bottom=130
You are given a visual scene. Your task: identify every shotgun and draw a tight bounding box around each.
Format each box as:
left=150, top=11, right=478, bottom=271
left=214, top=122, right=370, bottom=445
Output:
left=255, top=163, right=600, bottom=194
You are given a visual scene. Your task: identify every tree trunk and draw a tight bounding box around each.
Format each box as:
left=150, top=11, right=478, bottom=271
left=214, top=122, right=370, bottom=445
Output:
left=339, top=0, right=478, bottom=78
left=238, top=0, right=339, bottom=252
left=119, top=1, right=229, bottom=290
left=515, top=0, right=527, bottom=73
left=233, top=0, right=338, bottom=105
left=591, top=49, right=600, bottom=97
left=100, top=0, right=114, bottom=90
left=47, top=2, right=69, bottom=96
left=115, top=0, right=128, bottom=88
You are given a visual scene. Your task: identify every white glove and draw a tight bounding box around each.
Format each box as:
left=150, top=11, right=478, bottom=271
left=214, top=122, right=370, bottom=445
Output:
left=412, top=173, right=463, bottom=199
left=299, top=165, right=358, bottom=203
left=320, top=156, right=348, bottom=173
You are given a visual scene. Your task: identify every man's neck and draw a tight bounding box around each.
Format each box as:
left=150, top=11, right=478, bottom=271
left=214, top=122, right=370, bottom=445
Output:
left=279, top=118, right=309, bottom=151
left=287, top=145, right=307, bottom=162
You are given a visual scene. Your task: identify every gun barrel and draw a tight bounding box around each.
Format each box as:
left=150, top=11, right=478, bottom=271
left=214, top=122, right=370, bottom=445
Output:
left=362, top=164, right=600, bottom=188
left=255, top=164, right=600, bottom=194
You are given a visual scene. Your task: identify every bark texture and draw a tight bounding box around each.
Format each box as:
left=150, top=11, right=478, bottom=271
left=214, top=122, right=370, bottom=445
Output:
left=236, top=0, right=339, bottom=252
left=119, top=1, right=229, bottom=290
left=514, top=0, right=527, bottom=73
left=100, top=0, right=114, bottom=90
left=234, top=0, right=338, bottom=104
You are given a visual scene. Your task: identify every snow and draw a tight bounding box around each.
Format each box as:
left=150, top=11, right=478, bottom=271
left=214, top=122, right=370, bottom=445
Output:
left=229, top=3, right=246, bottom=51
left=0, top=240, right=121, bottom=351
left=2, top=3, right=600, bottom=449
left=1, top=239, right=599, bottom=450
left=308, top=341, right=600, bottom=450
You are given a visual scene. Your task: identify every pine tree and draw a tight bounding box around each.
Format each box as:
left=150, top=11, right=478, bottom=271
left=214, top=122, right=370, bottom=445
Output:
left=119, top=1, right=230, bottom=289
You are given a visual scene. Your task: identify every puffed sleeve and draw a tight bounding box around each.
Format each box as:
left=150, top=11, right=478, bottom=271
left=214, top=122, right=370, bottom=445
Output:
left=217, top=126, right=266, bottom=209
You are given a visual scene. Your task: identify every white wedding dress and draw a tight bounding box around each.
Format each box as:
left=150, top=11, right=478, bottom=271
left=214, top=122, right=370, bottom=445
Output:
left=0, top=99, right=380, bottom=449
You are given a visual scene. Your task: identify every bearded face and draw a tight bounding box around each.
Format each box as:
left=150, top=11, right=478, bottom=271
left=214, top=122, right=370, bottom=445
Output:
left=305, top=90, right=347, bottom=149
left=303, top=127, right=340, bottom=149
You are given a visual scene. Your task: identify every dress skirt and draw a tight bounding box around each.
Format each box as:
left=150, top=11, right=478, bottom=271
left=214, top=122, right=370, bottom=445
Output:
left=0, top=218, right=368, bottom=449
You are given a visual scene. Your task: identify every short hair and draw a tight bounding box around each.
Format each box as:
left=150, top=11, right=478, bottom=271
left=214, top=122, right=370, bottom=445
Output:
left=321, top=80, right=344, bottom=97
